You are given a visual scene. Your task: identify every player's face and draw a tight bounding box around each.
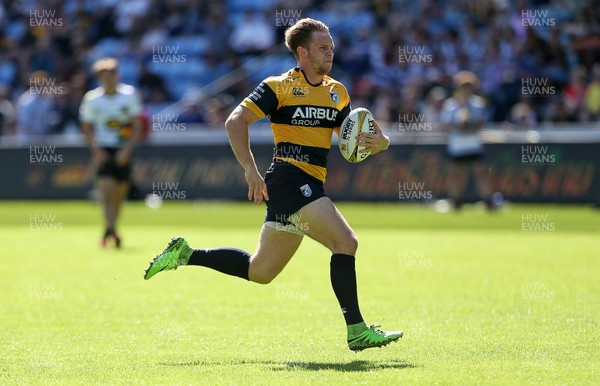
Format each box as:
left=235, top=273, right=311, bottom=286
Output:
left=97, top=70, right=118, bottom=91
left=455, top=84, right=473, bottom=101
left=305, top=32, right=334, bottom=76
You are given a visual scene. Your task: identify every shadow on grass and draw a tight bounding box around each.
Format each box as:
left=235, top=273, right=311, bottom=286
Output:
left=160, top=359, right=418, bottom=372
left=270, top=359, right=417, bottom=372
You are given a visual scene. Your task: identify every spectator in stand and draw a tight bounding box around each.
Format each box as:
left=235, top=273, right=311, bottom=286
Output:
left=203, top=96, right=234, bottom=127
left=139, top=18, right=168, bottom=53
left=372, top=88, right=399, bottom=124
left=480, top=40, right=509, bottom=99
left=179, top=94, right=206, bottom=124
left=228, top=10, right=275, bottom=55
left=199, top=52, right=233, bottom=87
left=137, top=62, right=170, bottom=104
left=421, top=86, right=447, bottom=131
left=15, top=71, right=58, bottom=138
left=507, top=99, right=538, bottom=130
left=0, top=85, right=15, bottom=135
left=546, top=99, right=578, bottom=123
left=0, top=0, right=598, bottom=134
left=396, top=84, right=422, bottom=132
left=585, top=63, right=600, bottom=121
left=0, top=52, right=18, bottom=91
left=201, top=3, right=231, bottom=53
left=114, top=0, right=150, bottom=35
left=564, top=66, right=588, bottom=121
left=52, top=73, right=89, bottom=136
left=544, top=29, right=570, bottom=88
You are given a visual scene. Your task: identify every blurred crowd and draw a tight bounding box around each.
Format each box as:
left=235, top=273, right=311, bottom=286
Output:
left=1, top=0, right=600, bottom=137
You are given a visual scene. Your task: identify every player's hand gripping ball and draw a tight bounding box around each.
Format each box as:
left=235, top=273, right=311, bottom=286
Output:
left=338, top=107, right=376, bottom=163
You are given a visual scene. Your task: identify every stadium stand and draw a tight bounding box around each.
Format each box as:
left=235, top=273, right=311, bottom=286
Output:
left=0, top=0, right=599, bottom=138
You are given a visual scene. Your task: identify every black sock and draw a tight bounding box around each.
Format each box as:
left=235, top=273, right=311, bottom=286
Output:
left=103, top=227, right=114, bottom=238
left=187, top=248, right=251, bottom=280
left=330, top=253, right=364, bottom=325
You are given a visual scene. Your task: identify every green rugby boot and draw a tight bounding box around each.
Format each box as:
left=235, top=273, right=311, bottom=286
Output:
left=348, top=324, right=403, bottom=352
left=144, top=237, right=192, bottom=280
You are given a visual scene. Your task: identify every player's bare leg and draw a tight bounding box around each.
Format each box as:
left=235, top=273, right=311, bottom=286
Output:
left=111, top=181, right=129, bottom=247
left=248, top=225, right=303, bottom=284
left=294, top=197, right=402, bottom=350
left=295, top=197, right=357, bottom=255
left=145, top=224, right=303, bottom=282
left=97, top=177, right=118, bottom=247
left=473, top=161, right=494, bottom=210
left=448, top=161, right=466, bottom=210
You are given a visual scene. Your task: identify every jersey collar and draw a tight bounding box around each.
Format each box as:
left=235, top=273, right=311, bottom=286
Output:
left=295, top=67, right=323, bottom=87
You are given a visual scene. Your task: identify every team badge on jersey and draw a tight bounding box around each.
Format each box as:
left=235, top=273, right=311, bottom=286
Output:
left=329, top=90, right=339, bottom=104
left=300, top=184, right=312, bottom=197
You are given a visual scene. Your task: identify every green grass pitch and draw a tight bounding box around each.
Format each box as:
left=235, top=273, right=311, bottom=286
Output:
left=1, top=200, right=598, bottom=384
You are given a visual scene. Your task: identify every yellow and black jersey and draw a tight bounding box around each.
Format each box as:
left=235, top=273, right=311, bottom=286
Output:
left=240, top=67, right=351, bottom=182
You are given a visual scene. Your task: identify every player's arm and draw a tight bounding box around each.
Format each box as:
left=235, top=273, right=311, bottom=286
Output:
left=80, top=94, right=109, bottom=167
left=115, top=116, right=142, bottom=165
left=81, top=121, right=95, bottom=148
left=357, top=119, right=390, bottom=155
left=440, top=99, right=453, bottom=133
left=81, top=120, right=109, bottom=168
left=116, top=90, right=143, bottom=165
left=225, top=105, right=269, bottom=205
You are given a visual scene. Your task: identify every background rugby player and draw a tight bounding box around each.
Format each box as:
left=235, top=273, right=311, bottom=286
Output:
left=80, top=58, right=143, bottom=248
left=442, top=71, right=494, bottom=210
left=144, top=18, right=402, bottom=351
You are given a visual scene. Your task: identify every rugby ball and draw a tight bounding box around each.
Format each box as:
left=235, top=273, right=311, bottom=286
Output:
left=338, top=107, right=376, bottom=163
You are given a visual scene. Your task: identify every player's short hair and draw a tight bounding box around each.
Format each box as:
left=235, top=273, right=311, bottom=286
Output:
left=92, top=57, right=119, bottom=74
left=453, top=71, right=479, bottom=89
left=284, top=18, right=330, bottom=60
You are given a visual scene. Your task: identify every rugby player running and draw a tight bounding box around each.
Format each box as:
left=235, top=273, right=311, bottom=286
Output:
left=144, top=18, right=402, bottom=351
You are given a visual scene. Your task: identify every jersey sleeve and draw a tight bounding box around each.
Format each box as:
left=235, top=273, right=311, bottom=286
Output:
left=471, top=97, right=487, bottom=123
left=128, top=89, right=143, bottom=117
left=335, top=102, right=351, bottom=127
left=240, top=80, right=279, bottom=119
left=334, top=85, right=351, bottom=127
left=440, top=99, right=454, bottom=125
left=79, top=92, right=93, bottom=123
